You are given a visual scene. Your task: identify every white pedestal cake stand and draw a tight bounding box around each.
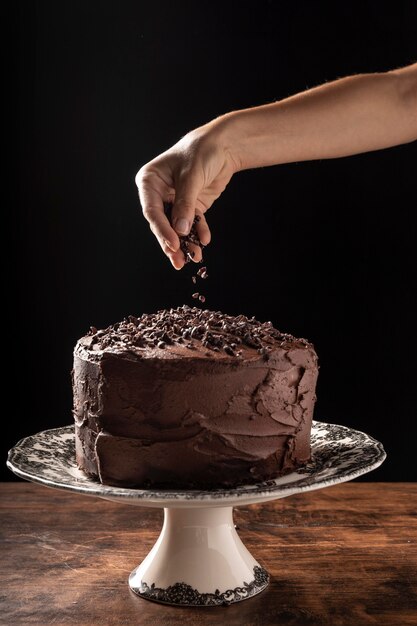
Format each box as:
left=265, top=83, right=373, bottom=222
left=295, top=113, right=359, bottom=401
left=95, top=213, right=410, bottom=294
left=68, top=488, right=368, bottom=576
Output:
left=7, top=421, right=385, bottom=607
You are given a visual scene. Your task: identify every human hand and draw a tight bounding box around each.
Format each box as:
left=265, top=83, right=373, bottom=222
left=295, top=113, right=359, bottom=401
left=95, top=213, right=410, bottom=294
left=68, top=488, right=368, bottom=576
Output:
left=135, top=120, right=239, bottom=269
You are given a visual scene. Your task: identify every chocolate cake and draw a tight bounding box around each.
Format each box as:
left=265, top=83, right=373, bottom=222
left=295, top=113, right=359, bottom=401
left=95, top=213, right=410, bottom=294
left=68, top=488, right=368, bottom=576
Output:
left=72, top=306, right=319, bottom=489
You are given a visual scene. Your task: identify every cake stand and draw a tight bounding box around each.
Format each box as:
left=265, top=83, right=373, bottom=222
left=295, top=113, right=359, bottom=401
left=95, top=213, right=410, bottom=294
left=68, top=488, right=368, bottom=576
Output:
left=7, top=421, right=385, bottom=607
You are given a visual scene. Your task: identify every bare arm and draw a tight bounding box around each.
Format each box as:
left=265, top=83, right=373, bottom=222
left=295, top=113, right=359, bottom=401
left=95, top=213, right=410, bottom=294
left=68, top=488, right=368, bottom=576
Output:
left=136, top=63, right=417, bottom=268
left=224, top=63, right=417, bottom=169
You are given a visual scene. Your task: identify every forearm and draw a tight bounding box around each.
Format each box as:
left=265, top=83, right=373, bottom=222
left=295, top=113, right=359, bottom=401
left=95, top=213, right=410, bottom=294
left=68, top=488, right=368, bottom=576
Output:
left=137, top=64, right=416, bottom=265
left=215, top=64, right=417, bottom=170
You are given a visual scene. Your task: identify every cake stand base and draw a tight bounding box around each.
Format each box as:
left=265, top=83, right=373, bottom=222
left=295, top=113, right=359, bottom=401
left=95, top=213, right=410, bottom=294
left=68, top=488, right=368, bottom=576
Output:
left=128, top=506, right=269, bottom=606
left=7, top=421, right=386, bottom=608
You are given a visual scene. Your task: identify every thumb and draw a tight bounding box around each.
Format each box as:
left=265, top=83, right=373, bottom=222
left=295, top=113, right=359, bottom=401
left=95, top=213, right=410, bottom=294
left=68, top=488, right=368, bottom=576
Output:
left=172, top=169, right=202, bottom=235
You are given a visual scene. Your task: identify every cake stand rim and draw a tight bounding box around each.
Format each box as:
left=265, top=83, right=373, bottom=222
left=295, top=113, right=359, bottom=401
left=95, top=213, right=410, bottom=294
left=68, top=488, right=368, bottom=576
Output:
left=7, top=420, right=386, bottom=507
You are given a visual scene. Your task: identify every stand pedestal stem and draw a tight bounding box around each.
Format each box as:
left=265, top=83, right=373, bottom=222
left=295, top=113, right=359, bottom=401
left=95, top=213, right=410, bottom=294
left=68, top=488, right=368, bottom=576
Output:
left=129, top=506, right=269, bottom=606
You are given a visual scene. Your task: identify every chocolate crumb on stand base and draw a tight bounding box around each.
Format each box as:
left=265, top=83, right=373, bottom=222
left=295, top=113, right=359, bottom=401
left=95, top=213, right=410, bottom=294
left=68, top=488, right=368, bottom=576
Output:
left=73, top=307, right=319, bottom=489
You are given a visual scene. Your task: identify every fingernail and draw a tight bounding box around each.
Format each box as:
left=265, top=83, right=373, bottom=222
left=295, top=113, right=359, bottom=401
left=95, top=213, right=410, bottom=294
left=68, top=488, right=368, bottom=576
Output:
left=170, top=256, right=183, bottom=270
left=164, top=239, right=177, bottom=252
left=174, top=218, right=190, bottom=235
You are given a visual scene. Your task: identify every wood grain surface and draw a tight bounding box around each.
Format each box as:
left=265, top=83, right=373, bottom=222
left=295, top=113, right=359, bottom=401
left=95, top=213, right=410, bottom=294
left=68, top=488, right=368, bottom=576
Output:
left=1, top=482, right=416, bottom=626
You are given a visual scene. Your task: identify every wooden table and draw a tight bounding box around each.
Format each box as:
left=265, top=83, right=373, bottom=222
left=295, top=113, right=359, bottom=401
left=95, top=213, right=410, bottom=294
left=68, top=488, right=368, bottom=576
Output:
left=1, top=482, right=416, bottom=626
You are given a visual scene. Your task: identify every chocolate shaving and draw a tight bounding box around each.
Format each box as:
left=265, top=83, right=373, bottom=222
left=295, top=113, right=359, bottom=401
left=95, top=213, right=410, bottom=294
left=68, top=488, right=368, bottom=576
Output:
left=163, top=202, right=208, bottom=305
left=86, top=307, right=310, bottom=358
left=164, top=202, right=204, bottom=264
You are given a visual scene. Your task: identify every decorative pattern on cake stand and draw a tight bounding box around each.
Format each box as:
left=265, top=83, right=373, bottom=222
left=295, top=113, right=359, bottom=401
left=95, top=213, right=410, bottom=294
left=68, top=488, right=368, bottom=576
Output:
left=7, top=421, right=386, bottom=607
left=134, top=565, right=269, bottom=606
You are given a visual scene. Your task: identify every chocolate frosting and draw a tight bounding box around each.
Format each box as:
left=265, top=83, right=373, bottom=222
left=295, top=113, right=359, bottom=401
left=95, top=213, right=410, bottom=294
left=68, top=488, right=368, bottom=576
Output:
left=73, top=307, right=319, bottom=488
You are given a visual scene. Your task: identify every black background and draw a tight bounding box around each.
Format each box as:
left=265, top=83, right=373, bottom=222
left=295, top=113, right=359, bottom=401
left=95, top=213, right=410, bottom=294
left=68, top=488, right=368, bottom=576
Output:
left=6, top=1, right=417, bottom=481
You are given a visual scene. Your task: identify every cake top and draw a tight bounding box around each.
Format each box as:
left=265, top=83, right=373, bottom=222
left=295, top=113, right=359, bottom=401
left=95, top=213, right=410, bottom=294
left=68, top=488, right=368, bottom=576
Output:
left=81, top=306, right=312, bottom=360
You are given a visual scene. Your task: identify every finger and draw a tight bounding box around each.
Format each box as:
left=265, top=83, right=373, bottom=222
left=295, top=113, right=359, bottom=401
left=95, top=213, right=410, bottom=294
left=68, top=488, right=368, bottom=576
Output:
left=147, top=222, right=176, bottom=258
left=195, top=209, right=211, bottom=247
left=183, top=242, right=202, bottom=264
left=171, top=169, right=202, bottom=236
left=168, top=248, right=187, bottom=270
left=140, top=187, right=180, bottom=254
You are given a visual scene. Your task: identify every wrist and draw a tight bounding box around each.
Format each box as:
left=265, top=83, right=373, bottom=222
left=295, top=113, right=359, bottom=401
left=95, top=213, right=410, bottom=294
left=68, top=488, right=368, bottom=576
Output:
left=178, top=110, right=253, bottom=174
left=207, top=111, right=247, bottom=172
left=208, top=107, right=279, bottom=171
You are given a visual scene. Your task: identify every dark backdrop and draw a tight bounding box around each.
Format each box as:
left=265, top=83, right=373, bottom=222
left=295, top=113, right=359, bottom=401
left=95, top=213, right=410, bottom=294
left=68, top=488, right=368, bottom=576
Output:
left=6, top=1, right=417, bottom=481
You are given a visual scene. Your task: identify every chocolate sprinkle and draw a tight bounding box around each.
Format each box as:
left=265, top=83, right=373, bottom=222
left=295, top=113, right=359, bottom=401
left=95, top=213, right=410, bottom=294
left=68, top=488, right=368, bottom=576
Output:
left=163, top=202, right=208, bottom=305
left=163, top=202, right=204, bottom=264
left=86, top=307, right=311, bottom=358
